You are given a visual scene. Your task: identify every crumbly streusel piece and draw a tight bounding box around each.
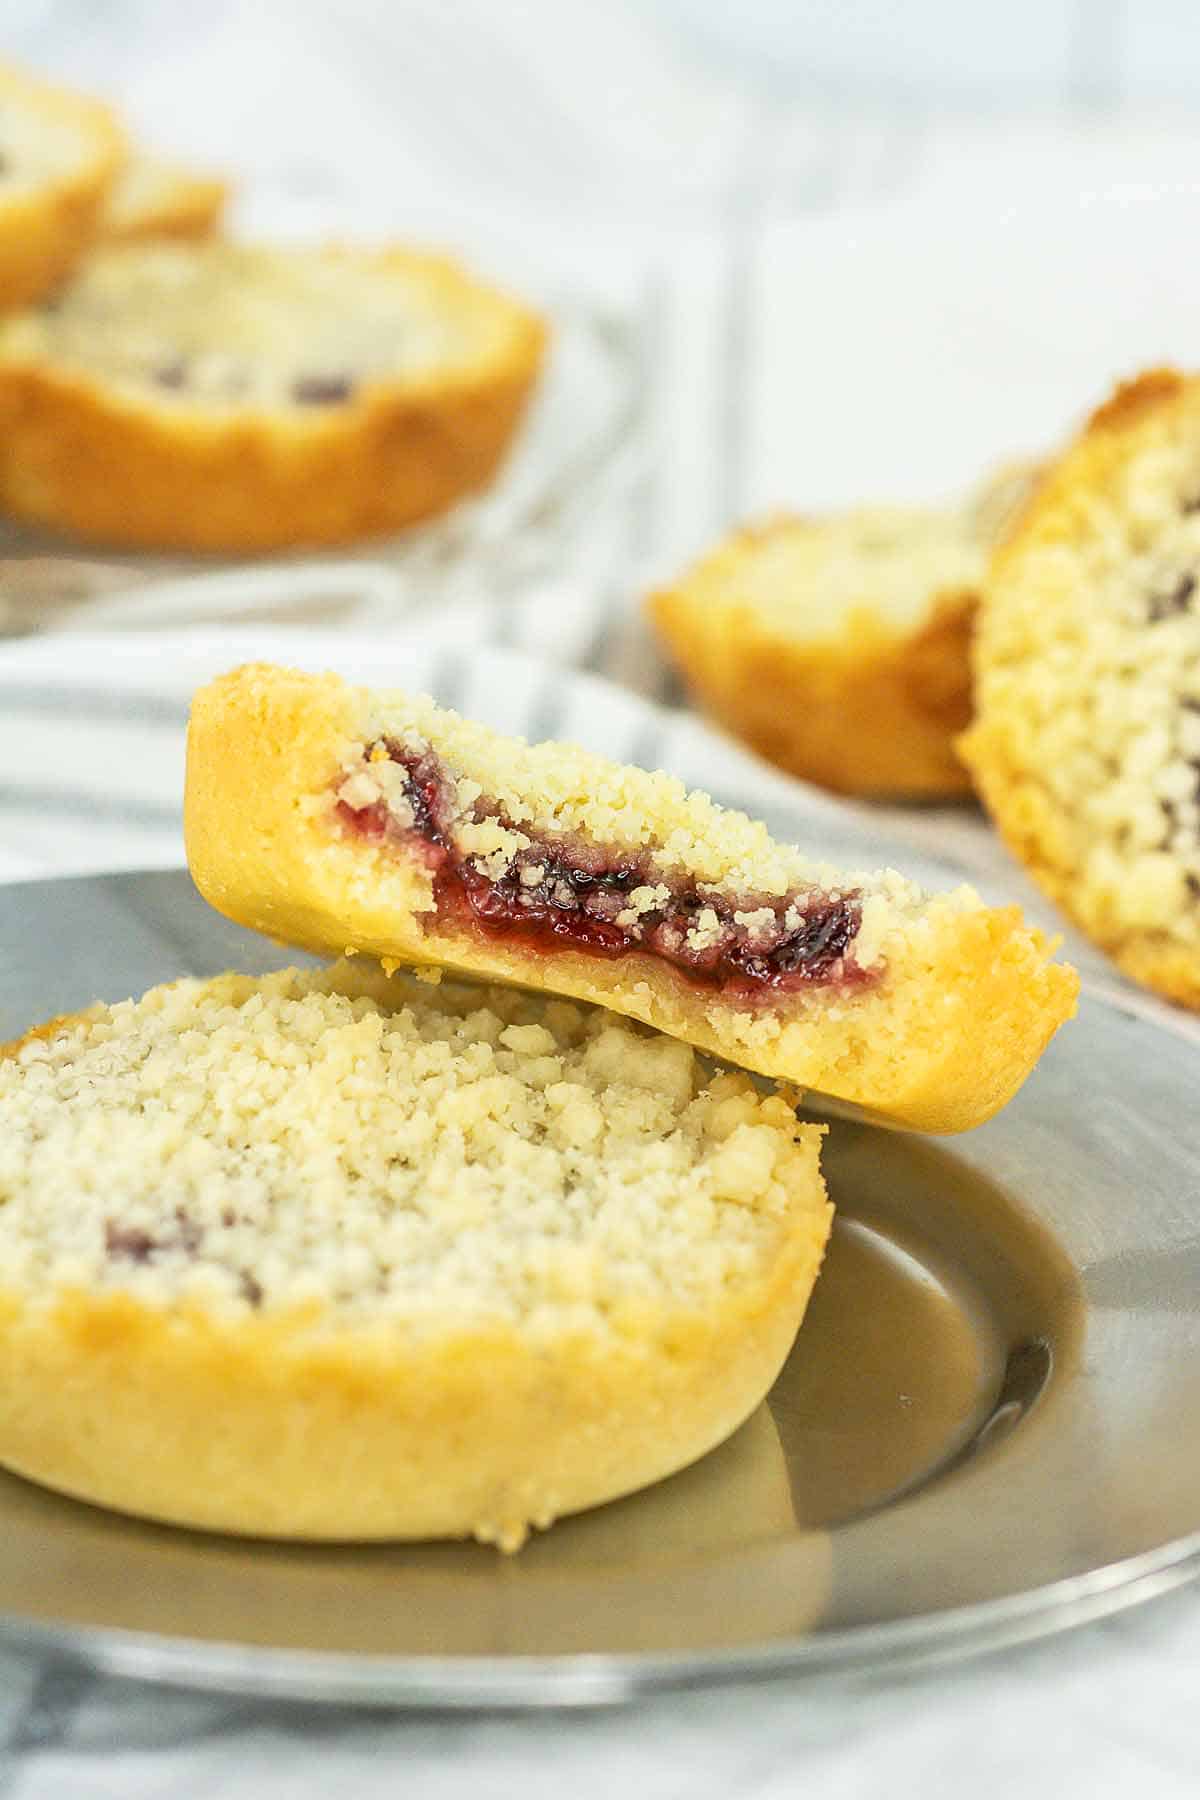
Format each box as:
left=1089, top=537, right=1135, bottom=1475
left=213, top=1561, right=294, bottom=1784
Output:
left=0, top=963, right=829, bottom=1547
left=185, top=663, right=1077, bottom=1132
left=649, top=461, right=1038, bottom=799
left=963, top=369, right=1200, bottom=1008
left=0, top=241, right=545, bottom=550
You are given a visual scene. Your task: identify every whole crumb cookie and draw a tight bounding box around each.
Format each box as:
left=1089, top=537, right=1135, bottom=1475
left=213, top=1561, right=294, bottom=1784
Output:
left=184, top=663, right=1078, bottom=1133
left=0, top=63, right=124, bottom=308
left=963, top=369, right=1200, bottom=1008
left=98, top=152, right=228, bottom=244
left=648, top=461, right=1039, bottom=799
left=0, top=964, right=830, bottom=1547
left=0, top=240, right=545, bottom=550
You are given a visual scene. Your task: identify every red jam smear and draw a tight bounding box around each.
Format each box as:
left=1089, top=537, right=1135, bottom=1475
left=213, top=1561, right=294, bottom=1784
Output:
left=337, top=740, right=868, bottom=993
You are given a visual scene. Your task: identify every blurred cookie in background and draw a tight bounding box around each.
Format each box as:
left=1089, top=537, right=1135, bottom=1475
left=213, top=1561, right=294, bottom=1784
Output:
left=964, top=369, right=1200, bottom=1009
left=0, top=240, right=546, bottom=551
left=649, top=460, right=1039, bottom=800
left=0, top=61, right=125, bottom=308
left=98, top=151, right=229, bottom=244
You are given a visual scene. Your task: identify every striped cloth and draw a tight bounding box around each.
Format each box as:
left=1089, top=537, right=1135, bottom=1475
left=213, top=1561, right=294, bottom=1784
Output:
left=0, top=621, right=986, bottom=886
left=0, top=611, right=1190, bottom=1042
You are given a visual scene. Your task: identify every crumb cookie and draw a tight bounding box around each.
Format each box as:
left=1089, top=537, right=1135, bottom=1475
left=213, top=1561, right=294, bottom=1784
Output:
left=649, top=461, right=1039, bottom=799
left=963, top=369, right=1200, bottom=1008
left=0, top=63, right=124, bottom=308
left=98, top=152, right=228, bottom=244
left=185, top=664, right=1078, bottom=1132
left=0, top=241, right=546, bottom=550
left=0, top=964, right=830, bottom=1546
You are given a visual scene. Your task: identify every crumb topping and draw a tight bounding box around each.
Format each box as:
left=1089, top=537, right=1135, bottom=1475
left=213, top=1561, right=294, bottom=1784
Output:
left=975, top=393, right=1200, bottom=944
left=666, top=462, right=1039, bottom=642
left=0, top=965, right=823, bottom=1330
left=688, top=505, right=986, bottom=639
left=320, top=687, right=978, bottom=993
left=0, top=244, right=519, bottom=409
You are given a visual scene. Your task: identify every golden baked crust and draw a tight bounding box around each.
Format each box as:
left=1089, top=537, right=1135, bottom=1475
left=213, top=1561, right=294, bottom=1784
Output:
left=648, top=467, right=1038, bottom=800
left=0, top=966, right=829, bottom=1546
left=962, top=369, right=1200, bottom=1008
left=652, top=539, right=975, bottom=797
left=98, top=152, right=228, bottom=243
left=184, top=663, right=1078, bottom=1133
left=0, top=1278, right=812, bottom=1547
left=0, top=64, right=124, bottom=308
left=0, top=242, right=546, bottom=551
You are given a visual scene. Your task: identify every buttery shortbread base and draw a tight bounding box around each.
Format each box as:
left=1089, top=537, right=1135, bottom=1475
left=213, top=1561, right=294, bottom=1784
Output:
left=0, top=964, right=830, bottom=1546
left=98, top=152, right=228, bottom=243
left=649, top=464, right=1038, bottom=799
left=0, top=242, right=545, bottom=551
left=962, top=370, right=1200, bottom=1008
left=0, top=64, right=124, bottom=308
left=184, top=664, right=1078, bottom=1133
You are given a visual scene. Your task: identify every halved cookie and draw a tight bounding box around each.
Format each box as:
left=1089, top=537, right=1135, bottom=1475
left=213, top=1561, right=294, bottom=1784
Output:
left=963, top=369, right=1200, bottom=1008
left=649, top=462, right=1037, bottom=799
left=0, top=240, right=545, bottom=549
left=0, top=964, right=829, bottom=1547
left=185, top=663, right=1078, bottom=1133
left=0, top=62, right=124, bottom=307
left=98, top=151, right=228, bottom=244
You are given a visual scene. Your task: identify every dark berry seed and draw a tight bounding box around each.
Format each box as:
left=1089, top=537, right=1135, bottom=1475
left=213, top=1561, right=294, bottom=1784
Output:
left=292, top=372, right=354, bottom=405
left=1148, top=570, right=1197, bottom=622
left=105, top=1221, right=158, bottom=1263
left=377, top=741, right=446, bottom=842
left=772, top=903, right=856, bottom=973
left=240, top=1270, right=264, bottom=1307
left=174, top=1206, right=202, bottom=1255
left=153, top=358, right=187, bottom=389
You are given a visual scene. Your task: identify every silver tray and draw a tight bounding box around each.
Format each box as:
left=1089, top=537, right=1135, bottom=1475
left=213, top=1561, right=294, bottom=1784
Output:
left=0, top=868, right=1198, bottom=1708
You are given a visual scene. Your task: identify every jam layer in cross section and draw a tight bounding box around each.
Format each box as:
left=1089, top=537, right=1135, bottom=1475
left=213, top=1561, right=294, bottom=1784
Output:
left=336, top=739, right=869, bottom=992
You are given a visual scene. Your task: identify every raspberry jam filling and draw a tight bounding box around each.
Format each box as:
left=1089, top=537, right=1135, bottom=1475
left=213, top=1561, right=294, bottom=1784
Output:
left=336, top=740, right=868, bottom=992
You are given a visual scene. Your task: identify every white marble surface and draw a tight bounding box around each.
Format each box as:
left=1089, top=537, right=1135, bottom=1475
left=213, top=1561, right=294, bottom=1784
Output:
left=2, top=3, right=1200, bottom=1790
